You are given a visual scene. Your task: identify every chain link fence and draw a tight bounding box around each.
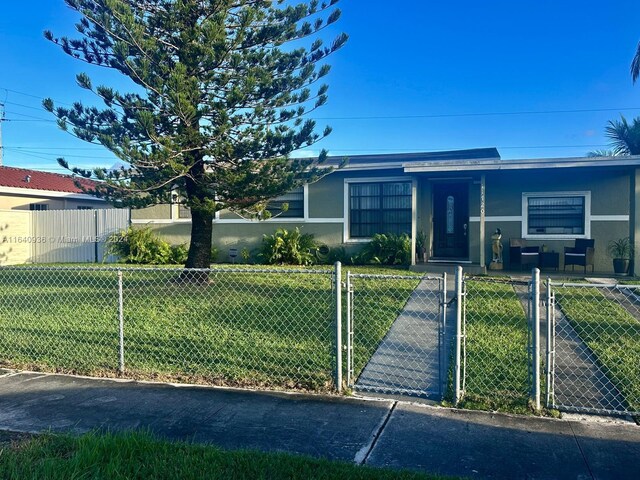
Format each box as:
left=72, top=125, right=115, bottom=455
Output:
left=548, top=281, right=640, bottom=416
left=2, top=264, right=638, bottom=417
left=346, top=273, right=447, bottom=398
left=459, top=276, right=534, bottom=412
left=0, top=266, right=337, bottom=392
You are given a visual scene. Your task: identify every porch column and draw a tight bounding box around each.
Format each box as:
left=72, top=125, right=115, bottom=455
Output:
left=479, top=174, right=486, bottom=268
left=411, top=178, right=417, bottom=266
left=631, top=168, right=640, bottom=275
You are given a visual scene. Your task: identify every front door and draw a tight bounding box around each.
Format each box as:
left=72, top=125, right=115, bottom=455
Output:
left=432, top=182, right=469, bottom=259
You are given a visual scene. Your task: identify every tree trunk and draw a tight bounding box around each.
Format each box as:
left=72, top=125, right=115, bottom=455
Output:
left=185, top=208, right=213, bottom=268
left=181, top=208, right=213, bottom=283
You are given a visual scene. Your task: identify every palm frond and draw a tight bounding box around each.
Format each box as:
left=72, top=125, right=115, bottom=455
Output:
left=604, top=115, right=640, bottom=156
left=632, top=41, right=640, bottom=84
left=586, top=149, right=618, bottom=158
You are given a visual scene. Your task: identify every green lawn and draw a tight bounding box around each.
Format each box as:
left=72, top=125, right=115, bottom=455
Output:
left=0, top=431, right=450, bottom=480
left=456, top=279, right=531, bottom=413
left=0, top=265, right=418, bottom=392
left=554, top=286, right=640, bottom=413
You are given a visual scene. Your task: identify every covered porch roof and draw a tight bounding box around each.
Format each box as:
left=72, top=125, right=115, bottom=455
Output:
left=403, top=154, right=640, bottom=173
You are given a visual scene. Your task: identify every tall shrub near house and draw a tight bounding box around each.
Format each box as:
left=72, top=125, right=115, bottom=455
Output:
left=360, top=233, right=411, bottom=265
left=260, top=228, right=318, bottom=265
left=107, top=227, right=187, bottom=265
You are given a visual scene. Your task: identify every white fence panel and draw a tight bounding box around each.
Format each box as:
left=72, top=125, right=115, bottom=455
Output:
left=31, top=209, right=129, bottom=263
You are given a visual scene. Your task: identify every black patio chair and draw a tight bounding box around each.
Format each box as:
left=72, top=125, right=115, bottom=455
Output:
left=564, top=239, right=595, bottom=273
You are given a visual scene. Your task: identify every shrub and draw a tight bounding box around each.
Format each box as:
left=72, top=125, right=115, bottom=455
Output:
left=360, top=233, right=411, bottom=265
left=260, top=227, right=317, bottom=265
left=169, top=244, right=189, bottom=264
left=107, top=227, right=190, bottom=265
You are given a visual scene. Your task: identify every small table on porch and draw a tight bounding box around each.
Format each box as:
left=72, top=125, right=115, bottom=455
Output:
left=539, top=251, right=560, bottom=271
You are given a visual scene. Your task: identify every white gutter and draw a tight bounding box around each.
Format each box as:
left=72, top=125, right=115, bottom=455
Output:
left=403, top=155, right=640, bottom=173
left=0, top=185, right=106, bottom=201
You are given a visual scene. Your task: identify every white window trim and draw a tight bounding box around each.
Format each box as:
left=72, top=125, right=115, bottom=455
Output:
left=343, top=176, right=416, bottom=244
left=522, top=191, right=591, bottom=240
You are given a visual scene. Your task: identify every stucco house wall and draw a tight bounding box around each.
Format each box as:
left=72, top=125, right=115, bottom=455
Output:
left=129, top=151, right=640, bottom=273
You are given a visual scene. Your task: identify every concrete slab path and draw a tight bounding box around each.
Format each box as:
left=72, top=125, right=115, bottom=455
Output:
left=354, top=277, right=454, bottom=399
left=514, top=281, right=628, bottom=414
left=0, top=371, right=638, bottom=479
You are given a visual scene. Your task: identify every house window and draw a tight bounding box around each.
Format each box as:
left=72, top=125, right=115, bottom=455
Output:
left=77, top=206, right=93, bottom=210
left=349, top=182, right=412, bottom=238
left=526, top=194, right=586, bottom=235
left=178, top=204, right=192, bottom=219
left=266, top=186, right=304, bottom=218
left=30, top=204, right=48, bottom=211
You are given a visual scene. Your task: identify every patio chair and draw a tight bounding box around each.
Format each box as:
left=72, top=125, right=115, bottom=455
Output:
left=509, top=238, right=539, bottom=270
left=564, top=239, right=595, bottom=273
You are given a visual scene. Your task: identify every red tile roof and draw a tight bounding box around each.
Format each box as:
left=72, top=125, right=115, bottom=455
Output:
left=0, top=166, right=97, bottom=194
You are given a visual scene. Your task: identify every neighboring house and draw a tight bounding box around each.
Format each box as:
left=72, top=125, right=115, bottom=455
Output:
left=131, top=148, right=640, bottom=273
left=0, top=166, right=128, bottom=266
left=0, top=166, right=109, bottom=210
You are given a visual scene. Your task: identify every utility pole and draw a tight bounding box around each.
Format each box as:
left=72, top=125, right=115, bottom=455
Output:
left=0, top=100, right=4, bottom=166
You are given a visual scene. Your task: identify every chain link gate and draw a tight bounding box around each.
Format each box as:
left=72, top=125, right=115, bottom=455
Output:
left=546, top=280, right=640, bottom=417
left=458, top=273, right=539, bottom=411
left=345, top=272, right=448, bottom=399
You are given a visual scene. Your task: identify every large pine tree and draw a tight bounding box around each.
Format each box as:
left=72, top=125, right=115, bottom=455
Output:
left=44, top=0, right=347, bottom=269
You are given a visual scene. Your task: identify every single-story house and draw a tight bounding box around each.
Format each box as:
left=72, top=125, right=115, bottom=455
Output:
left=0, top=166, right=109, bottom=210
left=132, top=148, right=640, bottom=274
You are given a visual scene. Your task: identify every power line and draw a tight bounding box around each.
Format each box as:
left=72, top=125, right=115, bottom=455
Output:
left=7, top=145, right=109, bottom=151
left=4, top=143, right=611, bottom=153
left=0, top=87, right=75, bottom=107
left=2, top=85, right=640, bottom=121
left=5, top=111, right=56, bottom=122
left=4, top=147, right=115, bottom=159
left=4, top=100, right=48, bottom=112
left=312, top=107, right=640, bottom=121
left=4, top=118, right=56, bottom=123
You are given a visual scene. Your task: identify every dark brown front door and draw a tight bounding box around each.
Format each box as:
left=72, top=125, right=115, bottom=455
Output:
left=432, top=183, right=469, bottom=259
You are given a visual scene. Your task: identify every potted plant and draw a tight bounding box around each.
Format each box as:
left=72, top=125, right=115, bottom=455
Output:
left=607, top=237, right=633, bottom=275
left=415, top=230, right=427, bottom=263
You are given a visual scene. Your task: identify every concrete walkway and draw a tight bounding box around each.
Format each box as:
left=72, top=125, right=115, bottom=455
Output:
left=0, top=370, right=638, bottom=479
left=514, top=279, right=628, bottom=414
left=354, top=278, right=454, bottom=399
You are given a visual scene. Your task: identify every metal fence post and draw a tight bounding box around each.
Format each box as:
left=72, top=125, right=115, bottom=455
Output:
left=345, top=271, right=353, bottom=388
left=454, top=266, right=463, bottom=405
left=439, top=272, right=447, bottom=397
left=545, top=277, right=552, bottom=408
left=117, top=269, right=125, bottom=374
left=334, top=261, right=343, bottom=392
left=531, top=268, right=541, bottom=411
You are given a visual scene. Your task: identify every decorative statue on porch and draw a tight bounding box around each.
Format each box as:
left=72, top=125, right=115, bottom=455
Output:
left=490, top=228, right=504, bottom=270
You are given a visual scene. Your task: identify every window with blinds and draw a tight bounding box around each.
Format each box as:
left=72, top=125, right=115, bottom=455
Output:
left=177, top=204, right=192, bottom=219
left=527, top=195, right=585, bottom=235
left=30, top=204, right=49, bottom=211
left=349, top=182, right=412, bottom=238
left=266, top=187, right=304, bottom=218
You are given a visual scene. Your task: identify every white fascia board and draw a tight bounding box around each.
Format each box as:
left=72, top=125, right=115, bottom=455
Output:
left=0, top=186, right=106, bottom=202
left=403, top=155, right=640, bottom=173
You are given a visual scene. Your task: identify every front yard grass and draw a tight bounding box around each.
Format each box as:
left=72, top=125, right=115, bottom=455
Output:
left=0, top=431, right=448, bottom=480
left=456, top=279, right=531, bottom=413
left=554, top=286, right=640, bottom=413
left=0, top=265, right=418, bottom=392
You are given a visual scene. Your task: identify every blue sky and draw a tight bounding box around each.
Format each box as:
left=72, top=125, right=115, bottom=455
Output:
left=1, top=0, right=640, bottom=173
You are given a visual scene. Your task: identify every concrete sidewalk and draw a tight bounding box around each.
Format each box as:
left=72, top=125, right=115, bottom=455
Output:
left=0, top=370, right=638, bottom=479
